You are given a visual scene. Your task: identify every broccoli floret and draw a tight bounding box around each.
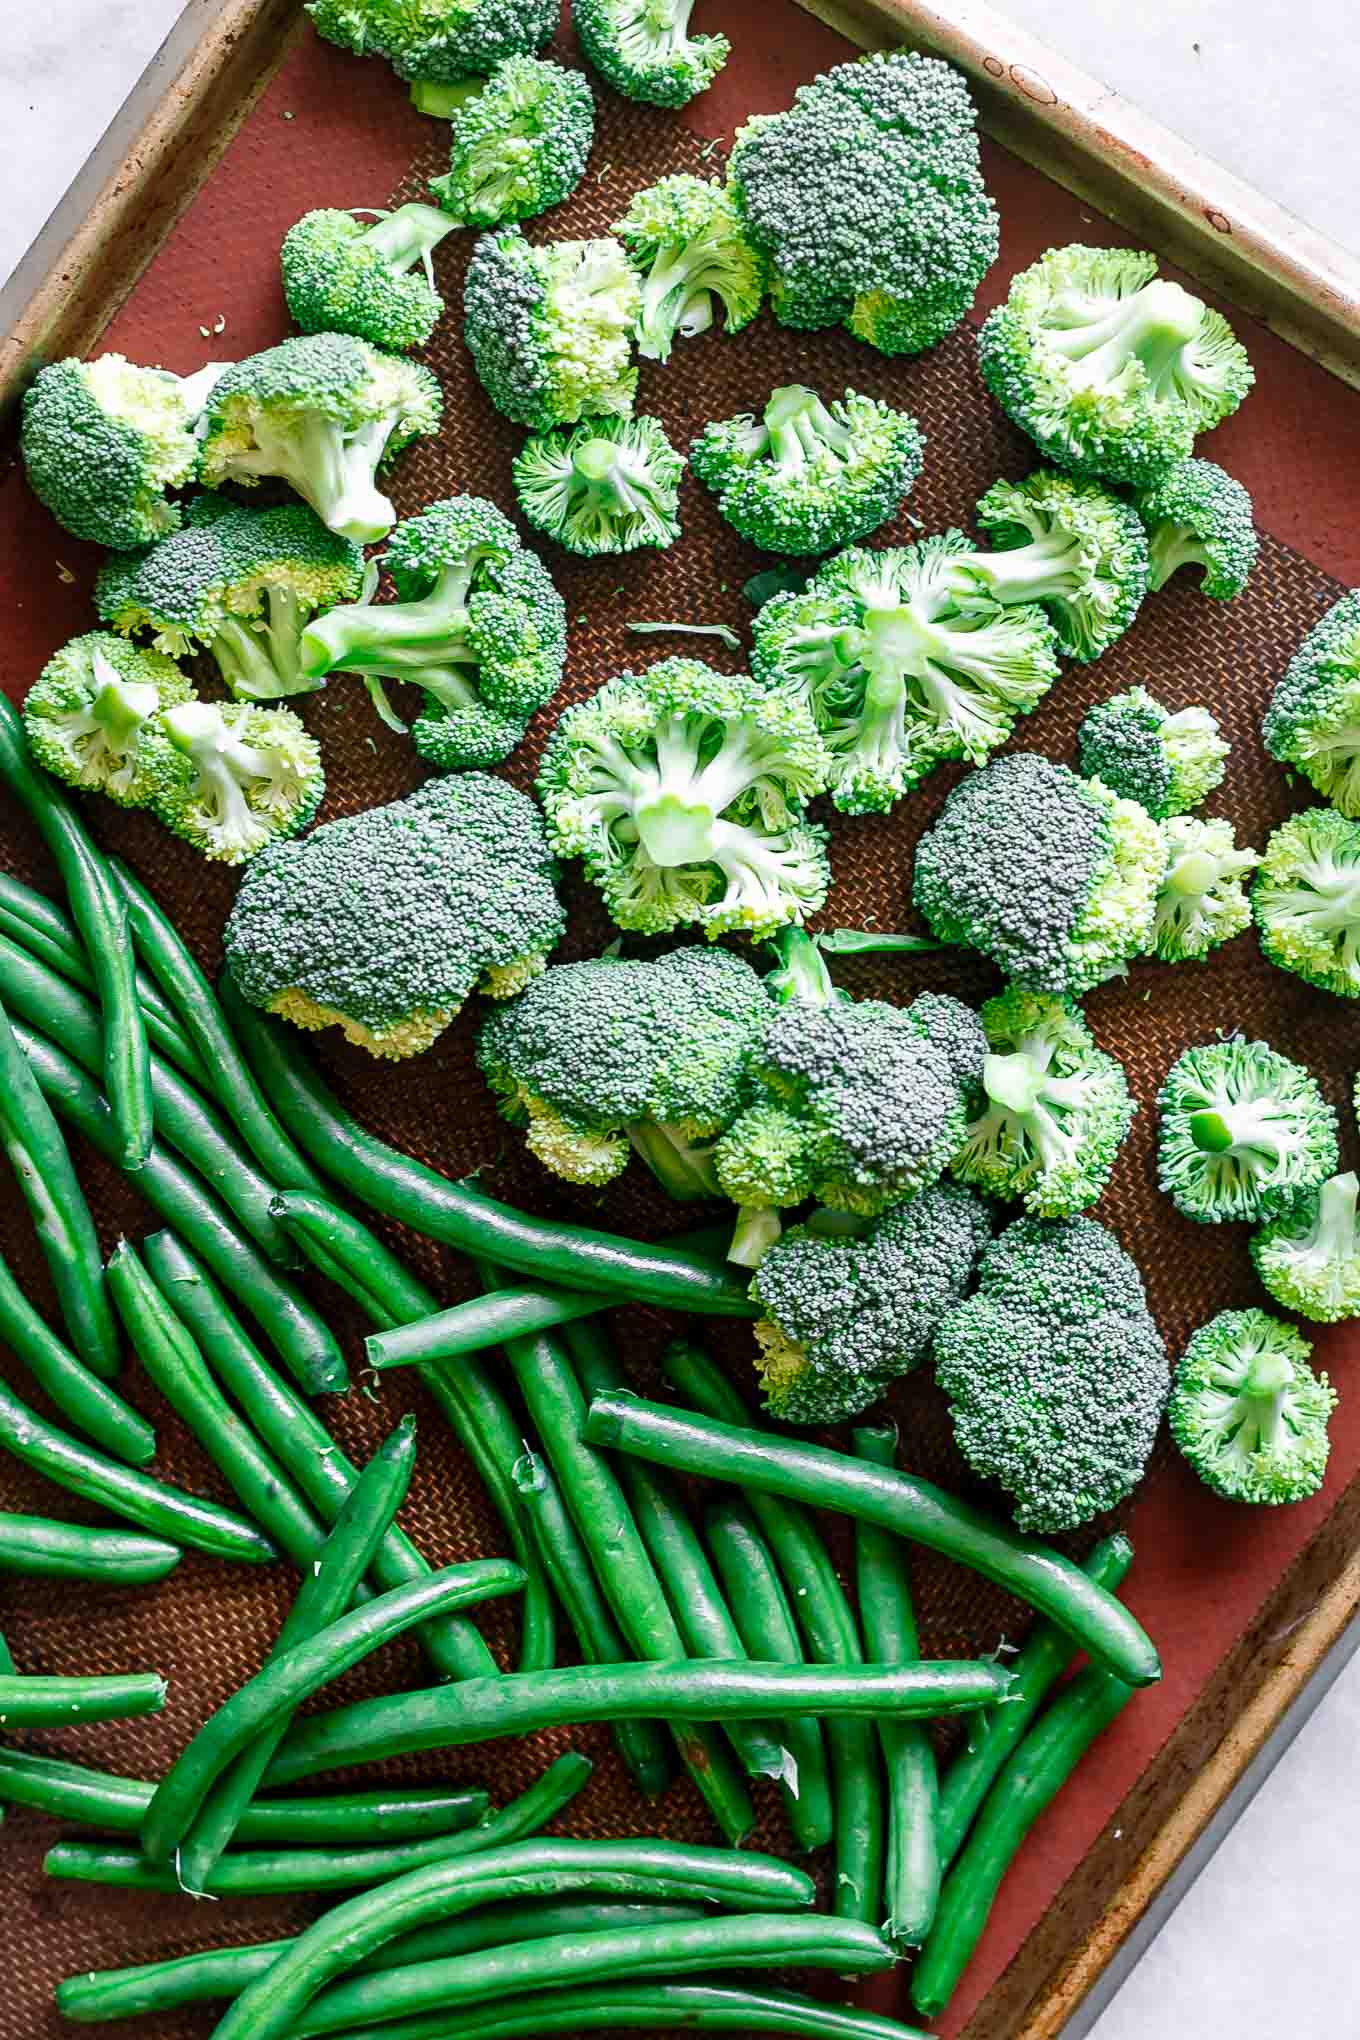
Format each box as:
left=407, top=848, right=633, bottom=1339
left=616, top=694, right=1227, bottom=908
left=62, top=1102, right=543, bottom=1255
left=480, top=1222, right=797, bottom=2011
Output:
left=1262, top=592, right=1360, bottom=816
left=573, top=0, right=729, bottom=108
left=752, top=538, right=1059, bottom=813
left=933, top=1213, right=1167, bottom=1533
left=913, top=752, right=1167, bottom=997
left=979, top=246, right=1254, bottom=486
left=728, top=51, right=997, bottom=357
left=22, top=632, right=193, bottom=807
left=298, top=496, right=566, bottom=768
left=307, top=0, right=556, bottom=96
left=1252, top=1172, right=1360, bottom=1324
left=1152, top=815, right=1259, bottom=963
left=476, top=943, right=769, bottom=1195
left=429, top=58, right=594, bottom=226
left=749, top=1182, right=992, bottom=1424
left=197, top=333, right=441, bottom=544
left=1078, top=686, right=1228, bottom=819
left=463, top=228, right=639, bottom=431
left=1157, top=1038, right=1338, bottom=1225
left=613, top=176, right=763, bottom=363
left=20, top=353, right=227, bottom=549
left=691, top=385, right=924, bottom=560
left=96, top=498, right=366, bottom=702
left=1168, top=1309, right=1334, bottom=1506
left=965, top=470, right=1149, bottom=662
left=141, top=699, right=323, bottom=865
left=512, top=416, right=683, bottom=557
left=224, top=772, right=564, bottom=1059
left=1134, top=458, right=1257, bottom=598
left=537, top=657, right=831, bottom=943
left=1252, top=806, right=1360, bottom=998
left=280, top=205, right=456, bottom=354
left=950, top=985, right=1134, bottom=1218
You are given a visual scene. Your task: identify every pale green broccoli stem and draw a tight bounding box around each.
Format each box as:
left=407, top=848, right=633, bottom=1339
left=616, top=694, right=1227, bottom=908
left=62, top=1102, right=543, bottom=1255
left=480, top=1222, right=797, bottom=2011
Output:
left=177, top=360, right=233, bottom=419
left=982, top=1050, right=1088, bottom=1174
left=765, top=386, right=853, bottom=479
left=624, top=1120, right=722, bottom=1201
left=161, top=702, right=277, bottom=844
left=627, top=623, right=742, bottom=651
left=300, top=553, right=489, bottom=707
left=763, top=925, right=839, bottom=1008
left=1146, top=522, right=1209, bottom=591
left=847, top=605, right=1011, bottom=759
left=727, top=1203, right=783, bottom=1269
left=573, top=436, right=675, bottom=533
left=356, top=204, right=456, bottom=284
left=84, top=655, right=160, bottom=763
left=410, top=78, right=485, bottom=120
left=232, top=413, right=397, bottom=545
left=1048, top=279, right=1204, bottom=394
left=635, top=227, right=736, bottom=354
left=1206, top=1338, right=1296, bottom=1467
left=632, top=718, right=792, bottom=867
left=1167, top=845, right=1228, bottom=897
left=1189, top=1098, right=1299, bottom=1164
left=958, top=527, right=1082, bottom=607
left=210, top=590, right=317, bottom=701
left=1266, top=851, right=1360, bottom=935
left=1306, top=1171, right=1360, bottom=1263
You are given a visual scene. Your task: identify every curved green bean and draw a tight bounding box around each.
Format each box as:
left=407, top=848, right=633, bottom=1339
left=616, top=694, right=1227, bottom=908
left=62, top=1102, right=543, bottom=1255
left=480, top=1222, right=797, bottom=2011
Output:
left=0, top=1510, right=178, bottom=1583
left=367, top=1285, right=605, bottom=1369
left=0, top=1669, right=165, bottom=1726
left=0, top=1246, right=155, bottom=1466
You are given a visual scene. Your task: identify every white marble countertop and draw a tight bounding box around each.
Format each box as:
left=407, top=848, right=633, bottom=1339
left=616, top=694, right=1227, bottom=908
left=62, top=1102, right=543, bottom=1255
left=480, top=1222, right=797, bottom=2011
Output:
left=2, top=4, right=1358, bottom=2034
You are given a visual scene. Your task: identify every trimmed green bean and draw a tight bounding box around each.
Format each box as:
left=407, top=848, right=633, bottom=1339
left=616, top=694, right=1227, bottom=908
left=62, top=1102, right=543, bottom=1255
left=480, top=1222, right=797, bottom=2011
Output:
left=0, top=1669, right=165, bottom=1726
left=0, top=1246, right=155, bottom=1466
left=0, top=1510, right=178, bottom=1583
left=367, top=1286, right=605, bottom=1369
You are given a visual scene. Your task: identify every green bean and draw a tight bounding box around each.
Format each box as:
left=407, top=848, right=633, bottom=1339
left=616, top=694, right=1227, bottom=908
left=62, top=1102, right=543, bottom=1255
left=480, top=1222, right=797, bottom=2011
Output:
left=912, top=1666, right=1137, bottom=2015
left=0, top=697, right=152, bottom=1168
left=367, top=1286, right=606, bottom=1369
left=0, top=1669, right=165, bottom=1727
left=583, top=1391, right=1161, bottom=1689
left=853, top=1425, right=938, bottom=1947
left=0, top=1246, right=155, bottom=1466
left=0, top=1510, right=178, bottom=1583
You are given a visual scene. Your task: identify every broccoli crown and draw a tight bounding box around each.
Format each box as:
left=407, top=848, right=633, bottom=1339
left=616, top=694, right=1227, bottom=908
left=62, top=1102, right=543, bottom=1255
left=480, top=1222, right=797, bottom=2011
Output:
left=950, top=984, right=1135, bottom=1218
left=978, top=246, right=1254, bottom=486
left=751, top=536, right=1059, bottom=814
left=537, top=656, right=831, bottom=943
left=965, top=469, right=1149, bottom=662
left=1262, top=591, right=1360, bottom=817
left=22, top=632, right=193, bottom=808
left=1153, top=815, right=1259, bottom=963
left=430, top=58, right=595, bottom=227
left=690, top=384, right=924, bottom=558
left=912, top=752, right=1167, bottom=996
left=728, top=51, right=997, bottom=357
left=1157, top=1038, right=1338, bottom=1224
left=1252, top=1171, right=1360, bottom=1324
left=463, top=228, right=639, bottom=432
left=613, top=175, right=763, bottom=363
left=1134, top=458, right=1257, bottom=598
left=1078, top=686, right=1228, bottom=819
left=512, top=416, right=683, bottom=558
left=1252, top=805, right=1360, bottom=999
left=198, top=333, right=442, bottom=544
left=224, top=771, right=564, bottom=1058
left=1168, top=1308, right=1334, bottom=1505
left=750, top=1181, right=993, bottom=1423
left=573, top=0, right=730, bottom=108
left=298, top=495, right=566, bottom=770
left=307, top=0, right=557, bottom=82
left=140, top=698, right=323, bottom=865
left=280, top=205, right=456, bottom=354
left=933, top=1213, right=1167, bottom=1533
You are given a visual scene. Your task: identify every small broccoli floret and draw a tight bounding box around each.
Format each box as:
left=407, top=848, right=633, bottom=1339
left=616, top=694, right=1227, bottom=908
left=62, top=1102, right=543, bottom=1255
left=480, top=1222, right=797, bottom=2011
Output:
left=933, top=1213, right=1167, bottom=1533
left=224, top=771, right=564, bottom=1059
left=749, top=1182, right=992, bottom=1424
left=20, top=353, right=228, bottom=549
left=1152, top=815, right=1259, bottom=963
left=298, top=496, right=566, bottom=767
left=512, top=416, right=683, bottom=558
left=463, top=228, right=639, bottom=431
left=1168, top=1309, right=1334, bottom=1506
left=964, top=470, right=1149, bottom=662
left=537, top=657, right=831, bottom=943
left=1252, top=806, right=1360, bottom=998
left=1157, top=1039, right=1338, bottom=1225
left=429, top=58, right=594, bottom=226
left=22, top=633, right=193, bottom=808
left=280, top=205, right=456, bottom=354
left=307, top=0, right=557, bottom=94
left=913, top=752, right=1167, bottom=997
left=1252, top=1172, right=1360, bottom=1324
left=613, top=176, right=763, bottom=363
left=691, top=385, right=924, bottom=558
left=1134, top=458, right=1257, bottom=598
left=197, top=334, right=441, bottom=544
left=979, top=246, right=1253, bottom=487
left=573, top=0, right=729, bottom=107
left=140, top=699, right=323, bottom=865
left=950, top=985, right=1134, bottom=1218
left=1078, top=686, right=1228, bottom=819
left=1262, top=592, right=1360, bottom=816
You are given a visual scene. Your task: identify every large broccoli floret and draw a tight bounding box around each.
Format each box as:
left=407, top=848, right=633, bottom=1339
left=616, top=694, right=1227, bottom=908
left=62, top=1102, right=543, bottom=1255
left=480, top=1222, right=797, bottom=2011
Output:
left=463, top=228, right=639, bottom=431
left=22, top=632, right=193, bottom=807
left=1168, top=1309, right=1334, bottom=1506
left=1252, top=1172, right=1360, bottom=1324
left=197, top=334, right=441, bottom=544
left=537, top=657, right=831, bottom=943
left=950, top=985, right=1134, bottom=1218
left=307, top=0, right=557, bottom=102
left=613, top=176, right=763, bottom=363
left=224, top=772, right=564, bottom=1059
left=1157, top=1039, right=1338, bottom=1225
left=933, top=1213, right=1167, bottom=1533
left=1262, top=592, right=1360, bottom=816
left=429, top=58, right=594, bottom=225
left=965, top=470, right=1149, bottom=662
left=280, top=205, right=457, bottom=354
left=476, top=943, right=769, bottom=1195
left=913, top=752, right=1167, bottom=997
left=20, top=354, right=227, bottom=549
left=749, top=1182, right=993, bottom=1424
left=1152, top=815, right=1259, bottom=963
left=690, top=385, right=924, bottom=558
left=1078, top=686, right=1228, bottom=819
left=141, top=699, right=324, bottom=865
left=298, top=496, right=566, bottom=768
left=1252, top=806, right=1360, bottom=999
left=512, top=416, right=683, bottom=558
left=573, top=0, right=730, bottom=108
left=96, top=498, right=366, bottom=702
left=979, top=246, right=1253, bottom=486
left=1134, top=458, right=1257, bottom=599
left=752, top=538, right=1059, bottom=814
left=728, top=51, right=997, bottom=357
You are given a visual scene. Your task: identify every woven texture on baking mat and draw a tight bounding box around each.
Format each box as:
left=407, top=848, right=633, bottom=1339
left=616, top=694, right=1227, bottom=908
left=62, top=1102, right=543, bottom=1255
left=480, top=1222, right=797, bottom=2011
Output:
left=0, top=20, right=1356, bottom=2040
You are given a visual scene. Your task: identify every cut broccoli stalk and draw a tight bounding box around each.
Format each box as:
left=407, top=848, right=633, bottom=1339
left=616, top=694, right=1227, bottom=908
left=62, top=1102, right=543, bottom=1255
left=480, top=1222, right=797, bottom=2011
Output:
left=1253, top=1171, right=1360, bottom=1323
left=1188, top=1099, right=1289, bottom=1157
left=211, top=589, right=319, bottom=701
left=1045, top=278, right=1206, bottom=390
left=623, top=1119, right=722, bottom=1201
left=762, top=925, right=843, bottom=1010
left=356, top=203, right=454, bottom=282
left=302, top=553, right=487, bottom=699
left=571, top=432, right=673, bottom=537
left=765, top=385, right=856, bottom=480
left=82, top=657, right=162, bottom=765
left=410, top=77, right=485, bottom=118
left=229, top=413, right=397, bottom=545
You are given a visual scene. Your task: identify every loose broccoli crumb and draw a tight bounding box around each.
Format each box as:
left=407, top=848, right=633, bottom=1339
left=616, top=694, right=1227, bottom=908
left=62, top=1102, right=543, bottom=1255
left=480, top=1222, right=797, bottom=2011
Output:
left=1157, top=1039, right=1338, bottom=1224
left=1252, top=1172, right=1360, bottom=1324
left=1134, top=458, right=1257, bottom=598
left=1078, top=686, right=1228, bottom=819
left=463, top=227, right=639, bottom=430
left=1262, top=592, right=1360, bottom=816
left=1168, top=1309, right=1334, bottom=1505
left=574, top=0, right=730, bottom=108
left=614, top=175, right=763, bottom=362
left=1252, top=806, right=1360, bottom=998
left=141, top=699, right=324, bottom=865
left=512, top=416, right=683, bottom=557
left=307, top=0, right=557, bottom=86
left=430, top=58, right=595, bottom=226
left=22, top=633, right=193, bottom=807
left=1152, top=815, right=1259, bottom=963
left=280, top=205, right=456, bottom=354
left=965, top=469, right=1149, bottom=662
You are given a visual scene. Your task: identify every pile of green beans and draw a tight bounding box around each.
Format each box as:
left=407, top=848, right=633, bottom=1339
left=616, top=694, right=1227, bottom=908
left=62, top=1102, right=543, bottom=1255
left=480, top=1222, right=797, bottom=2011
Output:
left=0, top=1511, right=178, bottom=1584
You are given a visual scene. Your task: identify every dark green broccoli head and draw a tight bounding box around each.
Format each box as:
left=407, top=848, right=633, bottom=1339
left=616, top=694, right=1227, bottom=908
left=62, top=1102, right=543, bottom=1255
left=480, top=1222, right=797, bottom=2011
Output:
left=1157, top=1038, right=1338, bottom=1224
left=512, top=416, right=683, bottom=558
left=1252, top=806, right=1360, bottom=999
left=1078, top=686, right=1228, bottom=819
left=1168, top=1308, right=1334, bottom=1505
left=430, top=58, right=595, bottom=227
left=280, top=205, right=456, bottom=354
left=967, top=469, right=1149, bottom=662
left=307, top=0, right=557, bottom=83
left=1152, top=815, right=1259, bottom=964
left=22, top=632, right=193, bottom=807
left=614, top=175, right=764, bottom=362
left=464, top=228, right=640, bottom=431
left=1262, top=592, right=1360, bottom=816
left=1134, top=458, right=1257, bottom=598
left=141, top=699, right=324, bottom=865
left=573, top=0, right=730, bottom=108
left=1252, top=1172, right=1360, bottom=1324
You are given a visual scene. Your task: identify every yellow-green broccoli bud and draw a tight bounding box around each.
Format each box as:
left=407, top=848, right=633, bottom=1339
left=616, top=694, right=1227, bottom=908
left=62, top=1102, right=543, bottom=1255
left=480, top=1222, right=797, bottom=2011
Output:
left=1153, top=815, right=1259, bottom=962
left=143, top=699, right=323, bottom=865
left=1168, top=1309, right=1334, bottom=1505
left=614, top=175, right=763, bottom=362
left=22, top=633, right=193, bottom=807
left=281, top=205, right=457, bottom=354
left=1252, top=806, right=1360, bottom=999
left=1157, top=1038, right=1338, bottom=1225
left=1263, top=592, right=1360, bottom=816
left=574, top=0, right=729, bottom=108
left=1252, top=1172, right=1360, bottom=1324
left=464, top=228, right=639, bottom=431
left=429, top=58, right=594, bottom=226
left=512, top=416, right=683, bottom=558
left=1079, top=685, right=1228, bottom=818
